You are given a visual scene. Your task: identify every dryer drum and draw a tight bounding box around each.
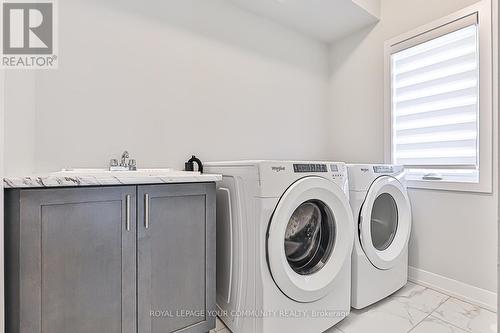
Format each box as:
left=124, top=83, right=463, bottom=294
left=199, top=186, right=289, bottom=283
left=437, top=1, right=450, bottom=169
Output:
left=284, top=200, right=336, bottom=275
left=370, top=193, right=399, bottom=251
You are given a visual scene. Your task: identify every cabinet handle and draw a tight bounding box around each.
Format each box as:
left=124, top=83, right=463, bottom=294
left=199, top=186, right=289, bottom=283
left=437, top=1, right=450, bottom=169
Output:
left=144, top=194, right=150, bottom=229
left=125, top=194, right=131, bottom=231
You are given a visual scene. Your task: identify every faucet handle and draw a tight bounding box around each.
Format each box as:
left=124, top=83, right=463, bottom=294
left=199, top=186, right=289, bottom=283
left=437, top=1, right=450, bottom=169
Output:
left=128, top=159, right=137, bottom=170
left=110, top=159, right=119, bottom=167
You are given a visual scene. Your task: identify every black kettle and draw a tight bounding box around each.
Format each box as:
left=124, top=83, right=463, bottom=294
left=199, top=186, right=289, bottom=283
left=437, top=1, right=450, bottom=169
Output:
left=185, top=155, right=203, bottom=173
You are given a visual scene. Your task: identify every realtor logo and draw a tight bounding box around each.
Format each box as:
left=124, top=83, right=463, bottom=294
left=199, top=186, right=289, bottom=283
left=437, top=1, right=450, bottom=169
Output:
left=2, top=1, right=58, bottom=68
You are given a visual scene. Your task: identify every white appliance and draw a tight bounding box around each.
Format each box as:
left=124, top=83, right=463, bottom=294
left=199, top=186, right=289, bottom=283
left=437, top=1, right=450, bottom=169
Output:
left=347, top=164, right=412, bottom=309
left=205, top=161, right=355, bottom=333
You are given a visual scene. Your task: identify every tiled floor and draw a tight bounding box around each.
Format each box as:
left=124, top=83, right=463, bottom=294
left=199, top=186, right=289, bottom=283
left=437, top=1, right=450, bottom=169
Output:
left=210, top=282, right=497, bottom=333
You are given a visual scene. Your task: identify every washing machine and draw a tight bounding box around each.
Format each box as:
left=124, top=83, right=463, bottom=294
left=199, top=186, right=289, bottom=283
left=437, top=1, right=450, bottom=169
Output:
left=347, top=164, right=412, bottom=309
left=204, top=161, right=355, bottom=333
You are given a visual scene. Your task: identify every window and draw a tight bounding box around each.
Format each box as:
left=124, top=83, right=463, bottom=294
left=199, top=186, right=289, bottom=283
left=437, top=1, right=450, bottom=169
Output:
left=384, top=2, right=493, bottom=192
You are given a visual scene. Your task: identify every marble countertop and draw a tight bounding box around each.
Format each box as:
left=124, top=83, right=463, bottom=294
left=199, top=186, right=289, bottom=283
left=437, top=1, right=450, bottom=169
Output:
left=3, top=169, right=222, bottom=188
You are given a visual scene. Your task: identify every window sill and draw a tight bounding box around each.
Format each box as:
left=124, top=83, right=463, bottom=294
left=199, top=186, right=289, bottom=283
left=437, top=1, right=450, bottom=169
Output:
left=406, top=179, right=492, bottom=193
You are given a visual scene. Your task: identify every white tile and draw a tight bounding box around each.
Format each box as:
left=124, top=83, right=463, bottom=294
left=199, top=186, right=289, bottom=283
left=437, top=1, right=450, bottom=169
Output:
left=335, top=297, right=429, bottom=333
left=411, top=316, right=469, bottom=333
left=324, top=326, right=344, bottom=333
left=390, top=282, right=449, bottom=314
left=215, top=317, right=227, bottom=331
left=334, top=283, right=449, bottom=333
left=432, top=297, right=497, bottom=333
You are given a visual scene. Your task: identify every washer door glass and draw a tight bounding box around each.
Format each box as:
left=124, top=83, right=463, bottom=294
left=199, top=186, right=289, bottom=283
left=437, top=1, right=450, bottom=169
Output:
left=284, top=201, right=336, bottom=275
left=370, top=193, right=398, bottom=251
left=267, top=176, right=354, bottom=302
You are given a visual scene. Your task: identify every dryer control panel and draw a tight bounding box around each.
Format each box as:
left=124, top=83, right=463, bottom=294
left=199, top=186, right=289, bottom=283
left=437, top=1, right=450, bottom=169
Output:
left=373, top=165, right=394, bottom=173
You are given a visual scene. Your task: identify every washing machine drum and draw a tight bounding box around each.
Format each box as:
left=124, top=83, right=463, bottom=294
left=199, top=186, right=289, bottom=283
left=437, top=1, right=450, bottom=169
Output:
left=267, top=177, right=354, bottom=303
left=284, top=202, right=331, bottom=275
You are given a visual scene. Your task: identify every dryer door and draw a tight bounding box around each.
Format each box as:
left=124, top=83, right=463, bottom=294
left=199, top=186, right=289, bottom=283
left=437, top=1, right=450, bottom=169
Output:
left=267, top=177, right=354, bottom=303
left=359, top=176, right=412, bottom=270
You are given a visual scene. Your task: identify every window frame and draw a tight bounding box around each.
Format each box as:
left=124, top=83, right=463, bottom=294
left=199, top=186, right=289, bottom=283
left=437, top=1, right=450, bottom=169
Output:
left=384, top=1, right=494, bottom=193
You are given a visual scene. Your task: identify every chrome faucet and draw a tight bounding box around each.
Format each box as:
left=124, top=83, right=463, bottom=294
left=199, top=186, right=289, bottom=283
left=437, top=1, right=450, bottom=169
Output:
left=110, top=151, right=137, bottom=171
left=121, top=151, right=129, bottom=167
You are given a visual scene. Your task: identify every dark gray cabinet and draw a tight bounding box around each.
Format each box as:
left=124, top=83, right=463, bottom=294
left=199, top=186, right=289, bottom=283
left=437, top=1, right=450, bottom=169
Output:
left=5, top=183, right=216, bottom=333
left=137, top=184, right=215, bottom=333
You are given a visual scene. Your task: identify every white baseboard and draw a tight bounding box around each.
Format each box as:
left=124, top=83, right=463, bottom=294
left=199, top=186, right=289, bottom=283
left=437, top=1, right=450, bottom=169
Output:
left=408, top=266, right=497, bottom=312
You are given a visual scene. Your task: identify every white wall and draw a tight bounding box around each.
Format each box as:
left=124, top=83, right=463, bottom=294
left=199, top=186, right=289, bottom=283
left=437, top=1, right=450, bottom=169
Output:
left=4, top=0, right=330, bottom=175
left=4, top=72, right=35, bottom=176
left=329, top=0, right=498, bottom=298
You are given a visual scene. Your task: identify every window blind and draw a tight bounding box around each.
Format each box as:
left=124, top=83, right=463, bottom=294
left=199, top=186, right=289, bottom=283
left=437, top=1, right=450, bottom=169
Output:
left=391, top=24, right=479, bottom=169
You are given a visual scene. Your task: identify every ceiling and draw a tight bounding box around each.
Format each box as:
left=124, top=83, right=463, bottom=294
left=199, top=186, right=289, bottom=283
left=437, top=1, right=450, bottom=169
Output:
left=228, top=0, right=380, bottom=42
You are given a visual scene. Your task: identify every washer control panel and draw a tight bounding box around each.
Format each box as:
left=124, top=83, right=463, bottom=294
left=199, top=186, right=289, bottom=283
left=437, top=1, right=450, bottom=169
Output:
left=293, top=163, right=327, bottom=173
left=292, top=163, right=345, bottom=179
left=330, top=164, right=345, bottom=178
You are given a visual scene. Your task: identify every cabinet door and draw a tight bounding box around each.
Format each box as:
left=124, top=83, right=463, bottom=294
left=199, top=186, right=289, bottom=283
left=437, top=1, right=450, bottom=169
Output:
left=137, top=183, right=215, bottom=333
left=9, top=187, right=136, bottom=333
